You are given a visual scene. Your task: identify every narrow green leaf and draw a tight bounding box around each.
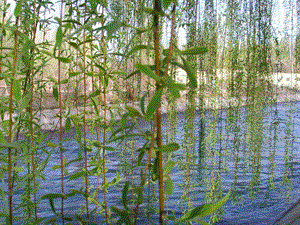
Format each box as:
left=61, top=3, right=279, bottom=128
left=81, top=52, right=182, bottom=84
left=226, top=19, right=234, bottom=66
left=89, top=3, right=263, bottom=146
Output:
left=55, top=26, right=63, bottom=49
left=105, top=20, right=122, bottom=39
left=160, top=143, right=179, bottom=153
left=180, top=46, right=207, bottom=55
left=162, top=0, right=176, bottom=9
left=135, top=63, right=162, bottom=83
left=65, top=118, right=71, bottom=133
left=41, top=193, right=67, bottom=214
left=111, top=207, right=132, bottom=225
left=90, top=96, right=99, bottom=116
left=68, top=42, right=79, bottom=49
left=127, top=45, right=153, bottom=57
left=122, top=181, right=130, bottom=210
left=181, top=191, right=231, bottom=221
left=136, top=186, right=143, bottom=204
left=0, top=130, right=6, bottom=144
left=166, top=77, right=180, bottom=99
left=140, top=92, right=147, bottom=115
left=52, top=87, right=59, bottom=102
left=125, top=105, right=143, bottom=118
left=14, top=0, right=22, bottom=17
left=63, top=19, right=81, bottom=25
left=104, top=146, right=116, bottom=151
left=181, top=56, right=197, bottom=88
left=69, top=72, right=81, bottom=78
left=89, top=89, right=101, bottom=98
left=164, top=160, right=176, bottom=175
left=57, top=57, right=70, bottom=63
left=12, top=79, right=21, bottom=102
left=165, top=175, right=173, bottom=195
left=145, top=86, right=163, bottom=121
left=125, top=70, right=140, bottom=80
left=69, top=171, right=86, bottom=180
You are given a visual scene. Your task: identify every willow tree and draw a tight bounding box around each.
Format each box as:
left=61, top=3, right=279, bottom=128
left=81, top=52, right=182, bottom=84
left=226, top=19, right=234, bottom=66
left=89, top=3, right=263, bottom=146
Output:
left=179, top=0, right=198, bottom=211
left=244, top=0, right=273, bottom=198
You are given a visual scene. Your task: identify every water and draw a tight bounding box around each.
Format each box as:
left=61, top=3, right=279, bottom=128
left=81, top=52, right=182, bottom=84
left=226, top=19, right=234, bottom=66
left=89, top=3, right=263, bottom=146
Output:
left=4, top=101, right=300, bottom=224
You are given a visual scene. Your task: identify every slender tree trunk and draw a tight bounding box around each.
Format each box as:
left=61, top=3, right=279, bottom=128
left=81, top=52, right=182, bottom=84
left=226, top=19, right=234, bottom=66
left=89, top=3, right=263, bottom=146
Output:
left=153, top=0, right=164, bottom=223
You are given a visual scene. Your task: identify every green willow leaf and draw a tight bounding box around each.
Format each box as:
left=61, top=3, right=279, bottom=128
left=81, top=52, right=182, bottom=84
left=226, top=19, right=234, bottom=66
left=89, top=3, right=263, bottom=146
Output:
left=165, top=175, right=173, bottom=195
left=122, top=181, right=130, bottom=210
left=135, top=63, right=162, bottom=83
left=125, top=105, right=143, bottom=118
left=181, top=191, right=231, bottom=221
left=68, top=41, right=79, bottom=49
left=127, top=45, right=153, bottom=57
left=14, top=0, right=22, bottom=17
left=111, top=207, right=132, bottom=225
left=57, top=57, right=70, bottom=63
left=162, top=0, right=177, bottom=9
left=55, top=26, right=63, bottom=49
left=181, top=56, right=197, bottom=89
left=69, top=72, right=81, bottom=78
left=164, top=160, right=176, bottom=174
left=41, top=193, right=67, bottom=214
left=65, top=118, right=71, bottom=133
left=145, top=86, right=163, bottom=121
left=160, top=143, right=179, bottom=153
left=180, top=46, right=207, bottom=55
left=69, top=171, right=86, bottom=180
left=52, top=87, right=58, bottom=102
left=140, top=92, right=147, bottom=115
left=103, top=146, right=116, bottom=151
left=89, top=89, right=101, bottom=98
left=105, top=20, right=122, bottom=39
left=12, top=79, right=21, bottom=102
left=0, top=130, right=6, bottom=144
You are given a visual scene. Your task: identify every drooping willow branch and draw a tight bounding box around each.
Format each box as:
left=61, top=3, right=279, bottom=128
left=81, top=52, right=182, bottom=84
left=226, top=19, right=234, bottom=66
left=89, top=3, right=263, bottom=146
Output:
left=8, top=15, right=19, bottom=225
left=57, top=0, right=65, bottom=222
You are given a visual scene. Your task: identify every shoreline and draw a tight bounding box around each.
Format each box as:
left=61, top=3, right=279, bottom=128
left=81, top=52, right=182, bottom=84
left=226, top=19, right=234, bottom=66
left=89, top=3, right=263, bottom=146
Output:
left=1, top=86, right=300, bottom=131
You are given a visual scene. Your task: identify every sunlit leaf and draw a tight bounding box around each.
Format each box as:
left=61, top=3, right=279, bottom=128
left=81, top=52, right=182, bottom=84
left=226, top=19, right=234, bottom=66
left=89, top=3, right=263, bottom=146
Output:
left=162, top=0, right=177, bottom=9
left=57, top=57, right=70, bottom=63
left=12, top=79, right=21, bottom=102
left=165, top=175, right=173, bottom=195
left=127, top=45, right=153, bottom=57
left=105, top=20, right=122, bottom=39
left=65, top=118, right=71, bottom=133
left=55, top=26, right=63, bottom=49
left=135, top=63, right=161, bottom=83
left=14, top=0, right=22, bottom=17
left=164, top=160, right=176, bottom=174
left=180, top=46, right=207, bottom=55
left=125, top=105, right=143, bottom=118
left=145, top=86, right=163, bottom=121
left=180, top=191, right=231, bottom=221
left=181, top=56, right=197, bottom=88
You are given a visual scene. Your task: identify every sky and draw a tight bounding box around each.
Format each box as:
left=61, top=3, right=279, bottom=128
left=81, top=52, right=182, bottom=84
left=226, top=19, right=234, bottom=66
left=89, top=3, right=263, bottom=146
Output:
left=3, top=0, right=297, bottom=45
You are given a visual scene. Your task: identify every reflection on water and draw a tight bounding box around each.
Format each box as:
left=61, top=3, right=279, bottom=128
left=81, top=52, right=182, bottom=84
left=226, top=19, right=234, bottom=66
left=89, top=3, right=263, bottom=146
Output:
left=2, top=101, right=300, bottom=224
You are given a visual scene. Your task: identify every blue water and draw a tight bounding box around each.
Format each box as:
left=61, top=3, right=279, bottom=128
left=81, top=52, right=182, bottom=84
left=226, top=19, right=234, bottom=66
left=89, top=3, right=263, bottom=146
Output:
left=4, top=101, right=300, bottom=224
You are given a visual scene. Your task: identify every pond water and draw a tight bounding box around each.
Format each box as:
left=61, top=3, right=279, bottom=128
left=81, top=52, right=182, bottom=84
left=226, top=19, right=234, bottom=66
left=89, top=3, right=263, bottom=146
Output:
left=7, top=101, right=300, bottom=224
